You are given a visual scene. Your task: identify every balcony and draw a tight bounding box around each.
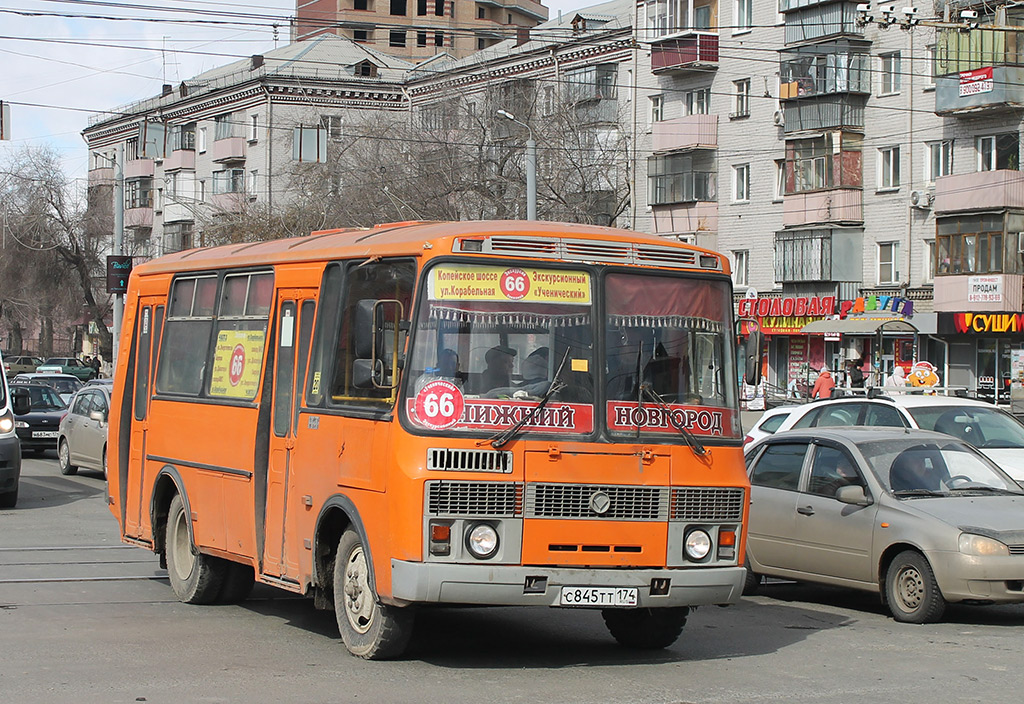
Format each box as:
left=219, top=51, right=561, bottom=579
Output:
left=779, top=44, right=871, bottom=101
left=934, top=66, right=1024, bottom=115
left=934, top=170, right=1024, bottom=213
left=125, top=206, right=153, bottom=228
left=164, top=149, right=196, bottom=172
left=651, top=115, right=717, bottom=153
left=211, top=136, right=246, bottom=163
left=648, top=171, right=716, bottom=206
left=782, top=94, right=865, bottom=134
left=124, top=159, right=154, bottom=179
left=784, top=3, right=863, bottom=44
left=933, top=274, right=1024, bottom=312
left=782, top=188, right=862, bottom=227
left=651, top=33, right=718, bottom=74
left=211, top=192, right=246, bottom=213
left=87, top=167, right=114, bottom=186
left=651, top=202, right=718, bottom=236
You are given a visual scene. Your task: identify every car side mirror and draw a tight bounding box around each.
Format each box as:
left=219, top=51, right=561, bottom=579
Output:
left=11, top=387, right=31, bottom=415
left=836, top=485, right=872, bottom=506
left=89, top=410, right=107, bottom=424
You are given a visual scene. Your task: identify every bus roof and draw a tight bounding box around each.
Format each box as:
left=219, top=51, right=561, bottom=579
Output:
left=130, top=220, right=728, bottom=277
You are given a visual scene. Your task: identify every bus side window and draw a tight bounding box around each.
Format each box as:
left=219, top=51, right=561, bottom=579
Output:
left=156, top=276, right=217, bottom=396
left=306, top=264, right=344, bottom=408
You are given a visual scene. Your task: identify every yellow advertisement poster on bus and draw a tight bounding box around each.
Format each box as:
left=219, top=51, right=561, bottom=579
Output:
left=429, top=265, right=591, bottom=304
left=208, top=328, right=266, bottom=399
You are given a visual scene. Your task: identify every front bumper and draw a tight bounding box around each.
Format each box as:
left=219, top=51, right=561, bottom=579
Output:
left=390, top=560, right=745, bottom=608
left=0, top=435, right=22, bottom=495
left=929, top=550, right=1024, bottom=604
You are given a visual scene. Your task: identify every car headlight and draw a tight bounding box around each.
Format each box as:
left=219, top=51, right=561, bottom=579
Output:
left=0, top=410, right=13, bottom=434
left=959, top=533, right=1008, bottom=557
left=684, top=529, right=712, bottom=561
left=465, top=523, right=499, bottom=560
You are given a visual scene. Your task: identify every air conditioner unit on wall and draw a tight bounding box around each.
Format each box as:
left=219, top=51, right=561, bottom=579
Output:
left=772, top=110, right=785, bottom=126
left=909, top=189, right=933, bottom=209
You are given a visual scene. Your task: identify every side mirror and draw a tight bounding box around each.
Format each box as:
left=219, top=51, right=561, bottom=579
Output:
left=744, top=330, right=764, bottom=386
left=353, top=298, right=406, bottom=390
left=836, top=485, right=872, bottom=506
left=11, top=387, right=31, bottom=415
left=89, top=410, right=107, bottom=424
left=352, top=358, right=384, bottom=389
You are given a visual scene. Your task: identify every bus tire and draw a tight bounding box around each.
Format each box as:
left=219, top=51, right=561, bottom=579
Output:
left=601, top=607, right=688, bottom=649
left=333, top=529, right=414, bottom=660
left=58, top=440, right=78, bottom=476
left=217, top=561, right=255, bottom=604
left=165, top=494, right=226, bottom=604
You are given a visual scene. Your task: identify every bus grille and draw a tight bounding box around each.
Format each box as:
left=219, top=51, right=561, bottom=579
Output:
left=525, top=484, right=669, bottom=521
left=670, top=487, right=746, bottom=522
left=427, top=448, right=512, bottom=473
left=426, top=481, right=522, bottom=517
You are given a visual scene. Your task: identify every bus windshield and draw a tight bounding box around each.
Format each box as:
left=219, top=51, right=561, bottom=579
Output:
left=404, top=263, right=739, bottom=440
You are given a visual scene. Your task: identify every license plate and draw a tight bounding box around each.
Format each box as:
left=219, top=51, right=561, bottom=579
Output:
left=559, top=586, right=638, bottom=607
left=33, top=431, right=59, bottom=438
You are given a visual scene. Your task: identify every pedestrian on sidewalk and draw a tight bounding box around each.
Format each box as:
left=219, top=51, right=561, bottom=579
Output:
left=812, top=367, right=836, bottom=400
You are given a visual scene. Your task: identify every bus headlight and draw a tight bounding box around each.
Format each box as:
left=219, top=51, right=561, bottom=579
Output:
left=465, top=523, right=499, bottom=560
left=0, top=411, right=13, bottom=434
left=684, top=530, right=712, bottom=561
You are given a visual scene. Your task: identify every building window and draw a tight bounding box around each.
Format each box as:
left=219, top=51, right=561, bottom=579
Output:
left=878, top=146, right=901, bottom=190
left=878, top=242, right=900, bottom=285
left=249, top=115, right=259, bottom=142
left=477, top=37, right=486, bottom=50
left=735, top=0, right=752, bottom=33
left=785, top=131, right=863, bottom=194
left=198, top=179, right=206, bottom=201
left=685, top=87, right=710, bottom=115
left=124, top=138, right=139, bottom=161
left=733, top=250, right=749, bottom=286
left=435, top=0, right=444, bottom=15
left=775, top=230, right=831, bottom=282
left=417, top=31, right=427, bottom=47
left=924, top=240, right=935, bottom=284
left=390, top=0, right=406, bottom=15
left=353, top=28, right=369, bottom=42
left=248, top=170, right=258, bottom=198
left=650, top=94, right=664, bottom=123
left=169, top=123, right=196, bottom=151
left=354, top=60, right=377, bottom=77
left=213, top=169, right=245, bottom=195
left=320, top=115, right=343, bottom=140
left=390, top=30, right=406, bottom=47
left=977, top=133, right=1020, bottom=171
left=880, top=52, right=901, bottom=94
left=198, top=127, right=207, bottom=153
left=435, top=31, right=444, bottom=46
left=926, top=140, right=953, bottom=184
left=354, top=0, right=369, bottom=9
left=477, top=6, right=485, bottom=19
left=214, top=114, right=234, bottom=141
left=924, top=45, right=936, bottom=89
left=732, top=79, right=750, bottom=118
left=125, top=178, right=153, bottom=209
left=565, top=64, right=618, bottom=103
left=936, top=214, right=1008, bottom=275
left=773, top=159, right=785, bottom=201
left=647, top=153, right=717, bottom=205
left=417, top=0, right=427, bottom=14
left=733, top=163, right=750, bottom=202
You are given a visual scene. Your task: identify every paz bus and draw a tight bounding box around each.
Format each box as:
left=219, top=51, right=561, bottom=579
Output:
left=108, top=220, right=751, bottom=659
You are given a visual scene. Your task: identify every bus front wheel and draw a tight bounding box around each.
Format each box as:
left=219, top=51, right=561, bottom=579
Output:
left=333, top=529, right=414, bottom=660
left=602, top=606, right=688, bottom=649
left=165, top=494, right=226, bottom=604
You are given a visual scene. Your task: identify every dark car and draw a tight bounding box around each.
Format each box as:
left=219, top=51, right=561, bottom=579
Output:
left=0, top=354, right=21, bottom=508
left=13, top=384, right=68, bottom=455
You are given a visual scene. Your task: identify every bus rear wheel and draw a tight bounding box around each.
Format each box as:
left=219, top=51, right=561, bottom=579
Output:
left=165, top=494, right=226, bottom=604
left=602, top=607, right=688, bottom=649
left=333, top=529, right=414, bottom=660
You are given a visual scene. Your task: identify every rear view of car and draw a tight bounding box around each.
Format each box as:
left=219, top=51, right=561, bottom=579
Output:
left=0, top=352, right=23, bottom=507
left=12, top=384, right=67, bottom=456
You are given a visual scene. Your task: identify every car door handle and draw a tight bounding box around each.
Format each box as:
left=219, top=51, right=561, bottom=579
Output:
left=797, top=505, right=815, bottom=516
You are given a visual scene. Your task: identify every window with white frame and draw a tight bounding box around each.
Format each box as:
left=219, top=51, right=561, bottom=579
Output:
left=924, top=45, right=936, bottom=89
left=878, top=241, right=901, bottom=285
left=733, top=163, right=750, bottom=202
left=732, top=250, right=749, bottom=286
left=650, top=94, right=664, bottom=123
left=249, top=115, right=259, bottom=141
left=214, top=114, right=235, bottom=141
left=198, top=126, right=207, bottom=153
left=924, top=240, right=935, bottom=284
left=645, top=0, right=717, bottom=40
left=926, top=140, right=953, bottom=184
left=977, top=133, right=1020, bottom=171
left=213, top=168, right=245, bottom=195
left=685, top=87, right=710, bottom=115
left=774, top=159, right=785, bottom=201
left=878, top=146, right=901, bottom=190
left=735, top=0, right=752, bottom=33
left=320, top=114, right=343, bottom=140
left=880, top=52, right=901, bottom=94
left=732, top=79, right=750, bottom=118
left=248, top=170, right=258, bottom=197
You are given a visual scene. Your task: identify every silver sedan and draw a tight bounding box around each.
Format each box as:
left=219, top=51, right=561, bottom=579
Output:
left=744, top=426, right=1024, bottom=623
left=57, top=383, right=111, bottom=478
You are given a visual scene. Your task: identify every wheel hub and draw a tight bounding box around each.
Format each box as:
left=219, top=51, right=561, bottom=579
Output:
left=897, top=567, right=924, bottom=609
left=343, top=546, right=375, bottom=634
left=170, top=510, right=196, bottom=582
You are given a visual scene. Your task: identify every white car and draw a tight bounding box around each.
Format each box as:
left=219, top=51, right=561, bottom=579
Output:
left=772, top=394, right=1024, bottom=485
left=743, top=405, right=797, bottom=448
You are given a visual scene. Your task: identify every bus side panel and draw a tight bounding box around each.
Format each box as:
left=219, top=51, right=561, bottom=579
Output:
left=109, top=288, right=139, bottom=533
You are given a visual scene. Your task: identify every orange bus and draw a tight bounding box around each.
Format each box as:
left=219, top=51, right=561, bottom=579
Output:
left=109, top=220, right=751, bottom=659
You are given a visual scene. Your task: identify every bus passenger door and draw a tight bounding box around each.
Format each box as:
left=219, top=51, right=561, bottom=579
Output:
left=263, top=294, right=315, bottom=579
left=125, top=301, right=163, bottom=539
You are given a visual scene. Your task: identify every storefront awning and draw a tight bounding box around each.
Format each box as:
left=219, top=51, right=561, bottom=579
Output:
left=800, top=318, right=918, bottom=335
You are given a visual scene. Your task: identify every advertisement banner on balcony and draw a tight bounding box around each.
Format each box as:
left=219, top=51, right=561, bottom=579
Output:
left=967, top=275, right=1003, bottom=303
left=959, top=67, right=993, bottom=97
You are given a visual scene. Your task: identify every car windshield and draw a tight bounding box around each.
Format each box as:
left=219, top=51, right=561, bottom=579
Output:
left=908, top=406, right=1024, bottom=449
left=28, top=386, right=66, bottom=410
left=858, top=438, right=1020, bottom=496
left=49, top=379, right=81, bottom=394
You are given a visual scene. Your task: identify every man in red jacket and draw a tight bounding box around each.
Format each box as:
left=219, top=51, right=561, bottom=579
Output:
left=812, top=367, right=836, bottom=400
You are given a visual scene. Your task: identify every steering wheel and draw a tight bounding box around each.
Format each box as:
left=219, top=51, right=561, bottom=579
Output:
left=946, top=474, right=973, bottom=488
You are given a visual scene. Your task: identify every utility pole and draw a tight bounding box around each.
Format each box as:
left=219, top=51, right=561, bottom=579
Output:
left=113, top=142, right=124, bottom=369
left=497, top=109, right=537, bottom=220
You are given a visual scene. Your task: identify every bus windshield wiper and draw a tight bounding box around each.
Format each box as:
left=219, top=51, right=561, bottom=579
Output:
left=482, top=349, right=570, bottom=450
left=639, top=383, right=707, bottom=456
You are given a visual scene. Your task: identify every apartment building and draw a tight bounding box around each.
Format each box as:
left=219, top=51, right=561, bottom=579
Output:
left=295, top=0, right=549, bottom=60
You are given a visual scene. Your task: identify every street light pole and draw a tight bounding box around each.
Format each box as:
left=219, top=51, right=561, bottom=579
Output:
left=496, top=109, right=536, bottom=220
left=112, top=143, right=124, bottom=369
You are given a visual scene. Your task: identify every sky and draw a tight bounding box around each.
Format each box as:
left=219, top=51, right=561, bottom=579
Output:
left=0, top=0, right=589, bottom=185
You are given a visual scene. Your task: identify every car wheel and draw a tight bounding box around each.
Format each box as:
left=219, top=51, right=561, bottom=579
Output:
left=0, top=488, right=16, bottom=509
left=101, top=446, right=107, bottom=480
left=743, top=560, right=762, bottom=596
left=333, top=529, right=414, bottom=659
left=602, top=607, right=688, bottom=649
left=885, top=550, right=946, bottom=624
left=165, top=494, right=226, bottom=604
left=58, top=440, right=78, bottom=476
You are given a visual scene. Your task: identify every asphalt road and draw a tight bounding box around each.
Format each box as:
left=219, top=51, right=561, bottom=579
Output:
left=3, top=453, right=1024, bottom=704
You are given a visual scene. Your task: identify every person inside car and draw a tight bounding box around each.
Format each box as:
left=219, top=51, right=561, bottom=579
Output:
left=890, top=451, right=943, bottom=492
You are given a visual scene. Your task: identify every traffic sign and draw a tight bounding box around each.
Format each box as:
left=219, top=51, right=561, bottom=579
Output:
left=106, top=255, right=133, bottom=294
